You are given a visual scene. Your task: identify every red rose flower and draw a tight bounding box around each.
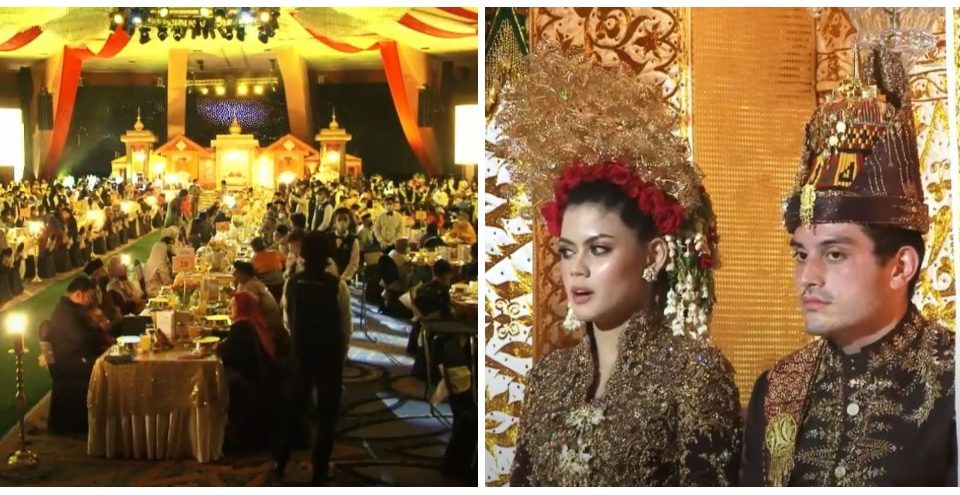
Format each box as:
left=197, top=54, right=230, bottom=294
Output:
left=541, top=201, right=562, bottom=236
left=653, top=201, right=686, bottom=234
left=638, top=186, right=665, bottom=212
left=699, top=253, right=714, bottom=270
left=624, top=178, right=645, bottom=199
left=605, top=162, right=632, bottom=186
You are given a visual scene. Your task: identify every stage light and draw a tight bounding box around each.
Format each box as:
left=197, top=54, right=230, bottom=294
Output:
left=139, top=27, right=151, bottom=44
left=236, top=26, right=245, bottom=41
left=132, top=15, right=142, bottom=25
left=113, top=13, right=124, bottom=25
left=200, top=7, right=210, bottom=18
left=200, top=86, right=209, bottom=95
left=158, top=7, right=169, bottom=18
left=259, top=10, right=271, bottom=23
left=278, top=171, right=296, bottom=185
left=253, top=84, right=264, bottom=95
left=239, top=9, right=253, bottom=25
left=237, top=84, right=249, bottom=96
left=258, top=29, right=269, bottom=44
left=454, top=104, right=480, bottom=165
left=157, top=26, right=168, bottom=40
left=220, top=27, right=233, bottom=40
left=173, top=26, right=184, bottom=41
left=214, top=85, right=226, bottom=96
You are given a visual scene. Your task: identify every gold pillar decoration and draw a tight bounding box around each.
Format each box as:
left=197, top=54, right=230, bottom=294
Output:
left=166, top=48, right=188, bottom=139
left=314, top=108, right=353, bottom=181
left=117, top=108, right=157, bottom=181
left=814, top=8, right=954, bottom=329
left=689, top=7, right=817, bottom=405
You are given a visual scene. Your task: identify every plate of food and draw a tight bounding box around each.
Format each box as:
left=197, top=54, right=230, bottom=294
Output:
left=193, top=335, right=220, bottom=353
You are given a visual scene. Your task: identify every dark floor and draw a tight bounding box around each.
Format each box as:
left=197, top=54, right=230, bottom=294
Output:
left=0, top=290, right=476, bottom=486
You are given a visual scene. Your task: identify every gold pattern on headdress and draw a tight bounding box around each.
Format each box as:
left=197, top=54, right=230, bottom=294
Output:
left=493, top=42, right=706, bottom=212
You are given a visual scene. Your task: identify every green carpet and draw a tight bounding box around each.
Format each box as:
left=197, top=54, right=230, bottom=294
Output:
left=0, top=230, right=161, bottom=437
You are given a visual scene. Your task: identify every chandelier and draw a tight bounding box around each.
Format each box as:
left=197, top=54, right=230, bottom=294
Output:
left=108, top=7, right=281, bottom=44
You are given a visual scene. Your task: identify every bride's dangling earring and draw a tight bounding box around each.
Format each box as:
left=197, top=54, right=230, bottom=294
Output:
left=562, top=305, right=583, bottom=331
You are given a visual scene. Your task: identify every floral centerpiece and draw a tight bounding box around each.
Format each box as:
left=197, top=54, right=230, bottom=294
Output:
left=171, top=273, right=201, bottom=309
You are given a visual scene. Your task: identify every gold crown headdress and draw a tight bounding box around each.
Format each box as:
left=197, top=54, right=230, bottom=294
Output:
left=493, top=43, right=719, bottom=339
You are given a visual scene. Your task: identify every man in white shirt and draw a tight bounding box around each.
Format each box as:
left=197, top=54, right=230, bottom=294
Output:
left=373, top=197, right=403, bottom=250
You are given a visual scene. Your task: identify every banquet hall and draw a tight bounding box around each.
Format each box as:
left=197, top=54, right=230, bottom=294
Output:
left=0, top=7, right=479, bottom=487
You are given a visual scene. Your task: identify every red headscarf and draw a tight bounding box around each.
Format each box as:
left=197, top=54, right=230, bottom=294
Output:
left=232, top=291, right=278, bottom=360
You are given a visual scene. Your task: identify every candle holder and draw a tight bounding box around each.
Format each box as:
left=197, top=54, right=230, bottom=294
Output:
left=6, top=313, right=38, bottom=468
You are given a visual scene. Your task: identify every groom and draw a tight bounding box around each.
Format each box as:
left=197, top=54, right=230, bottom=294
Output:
left=742, top=46, right=956, bottom=486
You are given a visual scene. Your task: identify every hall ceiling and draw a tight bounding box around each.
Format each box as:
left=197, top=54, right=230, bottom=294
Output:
left=0, top=7, right=478, bottom=73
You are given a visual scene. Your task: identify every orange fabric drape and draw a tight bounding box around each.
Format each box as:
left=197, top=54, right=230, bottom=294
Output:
left=43, top=27, right=131, bottom=179
left=398, top=13, right=477, bottom=39
left=0, top=26, right=42, bottom=51
left=378, top=40, right=437, bottom=177
left=436, top=8, right=478, bottom=21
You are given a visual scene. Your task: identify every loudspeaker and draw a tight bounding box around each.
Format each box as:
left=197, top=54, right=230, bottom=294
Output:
left=417, top=86, right=434, bottom=127
left=37, top=88, right=53, bottom=130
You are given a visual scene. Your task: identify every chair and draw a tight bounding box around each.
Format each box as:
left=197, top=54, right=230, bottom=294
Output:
left=38, top=252, right=56, bottom=279
left=0, top=267, right=13, bottom=305
left=54, top=247, right=69, bottom=273
left=23, top=255, right=36, bottom=280
left=10, top=259, right=24, bottom=295
left=69, top=244, right=82, bottom=269
left=93, top=236, right=106, bottom=255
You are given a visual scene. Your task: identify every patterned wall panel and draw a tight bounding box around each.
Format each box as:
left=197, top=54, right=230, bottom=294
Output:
left=689, top=7, right=818, bottom=408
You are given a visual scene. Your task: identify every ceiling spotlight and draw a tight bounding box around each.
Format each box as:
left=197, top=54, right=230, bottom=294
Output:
left=258, top=29, right=269, bottom=44
left=220, top=27, right=234, bottom=40
left=139, top=27, right=150, bottom=44
left=258, top=10, right=271, bottom=24
left=200, top=7, right=211, bottom=18
left=214, top=85, right=226, bottom=96
left=200, top=86, right=209, bottom=95
left=236, top=26, right=246, bottom=41
left=158, top=7, right=169, bottom=18
left=157, top=26, right=168, bottom=40
left=237, top=84, right=249, bottom=96
left=112, top=12, right=124, bottom=26
left=253, top=84, right=264, bottom=95
left=172, top=26, right=184, bottom=41
left=191, top=21, right=201, bottom=39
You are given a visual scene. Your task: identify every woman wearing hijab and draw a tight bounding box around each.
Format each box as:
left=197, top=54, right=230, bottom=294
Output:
left=142, top=234, right=175, bottom=297
left=218, top=291, right=287, bottom=450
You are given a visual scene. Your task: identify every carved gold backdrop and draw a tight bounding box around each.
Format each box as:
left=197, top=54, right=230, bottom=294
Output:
left=483, top=7, right=955, bottom=486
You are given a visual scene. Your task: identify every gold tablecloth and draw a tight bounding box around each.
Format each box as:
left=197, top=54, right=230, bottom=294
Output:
left=87, top=350, right=228, bottom=463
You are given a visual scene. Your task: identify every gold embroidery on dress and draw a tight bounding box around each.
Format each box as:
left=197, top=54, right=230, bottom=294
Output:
left=793, top=310, right=954, bottom=486
left=511, top=312, right=742, bottom=486
left=765, top=413, right=799, bottom=486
